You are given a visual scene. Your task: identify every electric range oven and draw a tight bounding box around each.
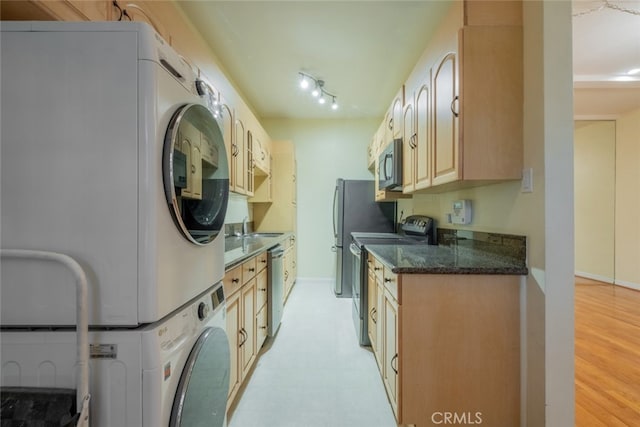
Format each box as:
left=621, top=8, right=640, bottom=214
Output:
left=350, top=215, right=435, bottom=346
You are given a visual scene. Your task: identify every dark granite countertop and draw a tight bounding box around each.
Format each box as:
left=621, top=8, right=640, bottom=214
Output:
left=224, top=232, right=293, bottom=269
left=366, top=244, right=528, bottom=275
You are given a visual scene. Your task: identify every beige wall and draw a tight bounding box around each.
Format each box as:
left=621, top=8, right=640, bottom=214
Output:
left=615, top=107, right=640, bottom=288
left=262, top=118, right=378, bottom=279
left=574, top=121, right=616, bottom=282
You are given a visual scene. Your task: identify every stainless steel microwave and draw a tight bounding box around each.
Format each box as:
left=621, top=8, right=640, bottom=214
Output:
left=378, top=138, right=403, bottom=191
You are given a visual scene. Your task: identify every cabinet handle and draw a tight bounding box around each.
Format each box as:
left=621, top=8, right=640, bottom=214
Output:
left=249, top=267, right=255, bottom=272
left=259, top=325, right=267, bottom=330
left=391, top=354, right=398, bottom=375
left=388, top=117, right=393, bottom=130
left=232, top=278, right=239, bottom=284
left=411, top=133, right=418, bottom=148
left=374, top=267, right=381, bottom=271
left=260, top=259, right=267, bottom=264
left=450, top=95, right=459, bottom=118
left=238, top=329, right=246, bottom=347
left=384, top=278, right=392, bottom=283
left=258, top=288, right=267, bottom=292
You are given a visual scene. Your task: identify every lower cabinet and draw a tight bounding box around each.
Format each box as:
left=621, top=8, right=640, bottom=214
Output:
left=367, top=254, right=520, bottom=426
left=224, top=251, right=269, bottom=410
left=283, top=235, right=297, bottom=302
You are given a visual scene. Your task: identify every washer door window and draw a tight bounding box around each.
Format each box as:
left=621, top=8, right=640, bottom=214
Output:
left=164, top=104, right=229, bottom=245
left=170, top=327, right=230, bottom=427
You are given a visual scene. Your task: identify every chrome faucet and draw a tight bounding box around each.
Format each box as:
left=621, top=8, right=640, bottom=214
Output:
left=242, top=216, right=249, bottom=236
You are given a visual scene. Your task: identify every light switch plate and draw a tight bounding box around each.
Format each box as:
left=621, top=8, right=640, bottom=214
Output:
left=521, top=168, right=533, bottom=193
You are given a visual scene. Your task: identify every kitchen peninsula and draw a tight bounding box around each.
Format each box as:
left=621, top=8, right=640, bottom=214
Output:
left=365, top=230, right=526, bottom=427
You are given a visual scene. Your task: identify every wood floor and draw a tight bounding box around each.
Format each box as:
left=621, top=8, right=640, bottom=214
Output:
left=575, top=277, right=640, bottom=426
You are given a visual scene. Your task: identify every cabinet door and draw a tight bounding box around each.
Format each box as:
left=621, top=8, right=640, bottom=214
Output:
left=255, top=268, right=268, bottom=312
left=219, top=102, right=234, bottom=192
left=383, top=291, right=399, bottom=418
left=367, top=261, right=378, bottom=354
left=240, top=280, right=256, bottom=379
left=432, top=52, right=460, bottom=186
left=225, top=292, right=241, bottom=403
left=256, top=305, right=268, bottom=350
left=414, top=83, right=432, bottom=190
left=246, top=130, right=255, bottom=197
left=402, top=99, right=415, bottom=193
left=391, top=92, right=404, bottom=139
left=234, top=117, right=247, bottom=194
left=375, top=276, right=384, bottom=373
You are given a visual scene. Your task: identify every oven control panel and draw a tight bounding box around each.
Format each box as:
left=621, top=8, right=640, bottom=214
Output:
left=402, top=215, right=434, bottom=236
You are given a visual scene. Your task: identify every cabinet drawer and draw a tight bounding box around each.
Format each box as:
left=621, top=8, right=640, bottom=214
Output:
left=256, top=305, right=268, bottom=349
left=256, top=251, right=268, bottom=272
left=373, top=258, right=384, bottom=281
left=383, top=267, right=399, bottom=301
left=242, top=257, right=257, bottom=284
left=255, top=268, right=268, bottom=311
left=223, top=265, right=243, bottom=297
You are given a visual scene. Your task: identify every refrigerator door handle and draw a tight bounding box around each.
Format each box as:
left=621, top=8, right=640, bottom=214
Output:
left=332, top=185, right=338, bottom=239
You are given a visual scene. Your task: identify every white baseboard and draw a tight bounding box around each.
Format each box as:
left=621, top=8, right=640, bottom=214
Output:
left=575, top=272, right=640, bottom=291
left=614, top=279, right=640, bottom=292
left=575, top=271, right=614, bottom=284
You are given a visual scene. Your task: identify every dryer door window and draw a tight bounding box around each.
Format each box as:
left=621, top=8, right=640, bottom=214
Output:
left=170, top=326, right=230, bottom=427
left=163, top=103, right=230, bottom=245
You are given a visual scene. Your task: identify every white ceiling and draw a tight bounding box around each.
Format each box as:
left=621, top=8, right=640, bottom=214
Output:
left=178, top=1, right=640, bottom=120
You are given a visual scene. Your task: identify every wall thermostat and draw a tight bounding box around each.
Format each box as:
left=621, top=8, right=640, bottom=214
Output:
left=451, top=199, right=472, bottom=225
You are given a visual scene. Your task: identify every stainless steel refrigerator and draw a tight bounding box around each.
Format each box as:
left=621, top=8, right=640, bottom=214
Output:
left=332, top=179, right=395, bottom=297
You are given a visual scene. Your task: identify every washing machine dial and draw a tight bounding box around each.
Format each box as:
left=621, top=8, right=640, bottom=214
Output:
left=197, top=302, right=209, bottom=320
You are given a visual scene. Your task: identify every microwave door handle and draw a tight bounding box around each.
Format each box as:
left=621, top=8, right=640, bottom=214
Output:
left=383, top=153, right=392, bottom=180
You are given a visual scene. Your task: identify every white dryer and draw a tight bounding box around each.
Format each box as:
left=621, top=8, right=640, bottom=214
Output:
left=1, top=282, right=230, bottom=427
left=1, top=22, right=229, bottom=326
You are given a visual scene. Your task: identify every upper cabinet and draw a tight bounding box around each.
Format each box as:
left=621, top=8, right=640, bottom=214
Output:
left=253, top=140, right=297, bottom=232
left=396, top=3, right=523, bottom=194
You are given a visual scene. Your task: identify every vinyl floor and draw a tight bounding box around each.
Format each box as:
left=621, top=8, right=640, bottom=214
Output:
left=228, top=279, right=396, bottom=427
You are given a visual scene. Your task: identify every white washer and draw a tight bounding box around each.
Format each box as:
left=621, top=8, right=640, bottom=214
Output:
left=1, top=22, right=229, bottom=326
left=1, top=282, right=230, bottom=427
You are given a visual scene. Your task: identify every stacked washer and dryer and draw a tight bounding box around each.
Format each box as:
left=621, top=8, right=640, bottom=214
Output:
left=1, top=22, right=231, bottom=426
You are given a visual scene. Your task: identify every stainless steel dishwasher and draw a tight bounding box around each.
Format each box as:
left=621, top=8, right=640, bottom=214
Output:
left=267, top=245, right=285, bottom=336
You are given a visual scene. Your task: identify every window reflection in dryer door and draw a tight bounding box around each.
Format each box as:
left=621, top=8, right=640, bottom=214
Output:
left=163, top=103, right=229, bottom=245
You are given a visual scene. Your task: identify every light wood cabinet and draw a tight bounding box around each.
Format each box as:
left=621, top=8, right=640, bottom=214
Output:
left=367, top=253, right=520, bottom=426
left=367, top=258, right=382, bottom=373
left=414, top=83, right=433, bottom=190
left=402, top=99, right=416, bottom=194
left=250, top=155, right=272, bottom=203
left=223, top=252, right=271, bottom=409
left=282, top=235, right=297, bottom=302
left=383, top=288, right=399, bottom=417
left=255, top=266, right=268, bottom=349
left=232, top=117, right=247, bottom=195
left=412, top=25, right=523, bottom=193
left=0, top=0, right=112, bottom=21
left=432, top=51, right=459, bottom=186
left=253, top=141, right=297, bottom=232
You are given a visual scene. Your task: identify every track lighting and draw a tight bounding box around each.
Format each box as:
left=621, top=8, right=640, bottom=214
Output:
left=298, top=72, right=338, bottom=110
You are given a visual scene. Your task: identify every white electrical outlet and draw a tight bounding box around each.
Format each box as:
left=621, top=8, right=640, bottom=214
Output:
left=521, top=168, right=533, bottom=193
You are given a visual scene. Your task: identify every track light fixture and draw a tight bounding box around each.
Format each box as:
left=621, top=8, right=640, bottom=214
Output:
left=299, top=72, right=338, bottom=110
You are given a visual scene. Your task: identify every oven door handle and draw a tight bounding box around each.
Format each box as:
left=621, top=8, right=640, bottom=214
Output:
left=349, top=243, right=361, bottom=257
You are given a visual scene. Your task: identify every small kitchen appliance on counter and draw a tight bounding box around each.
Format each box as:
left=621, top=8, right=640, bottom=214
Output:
left=350, top=215, right=435, bottom=345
